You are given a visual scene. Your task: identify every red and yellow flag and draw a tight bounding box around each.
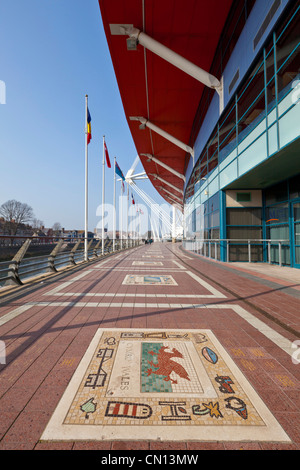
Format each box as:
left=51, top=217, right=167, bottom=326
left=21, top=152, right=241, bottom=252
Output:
left=87, top=108, right=92, bottom=144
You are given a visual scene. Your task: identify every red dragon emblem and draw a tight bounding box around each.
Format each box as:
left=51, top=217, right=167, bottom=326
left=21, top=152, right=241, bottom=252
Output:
left=147, top=346, right=190, bottom=384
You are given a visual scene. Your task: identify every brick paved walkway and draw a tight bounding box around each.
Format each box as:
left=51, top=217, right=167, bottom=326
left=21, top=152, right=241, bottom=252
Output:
left=0, top=243, right=299, bottom=451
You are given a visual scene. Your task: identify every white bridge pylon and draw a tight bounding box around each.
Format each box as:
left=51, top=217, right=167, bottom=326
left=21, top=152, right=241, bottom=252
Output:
left=119, top=155, right=183, bottom=239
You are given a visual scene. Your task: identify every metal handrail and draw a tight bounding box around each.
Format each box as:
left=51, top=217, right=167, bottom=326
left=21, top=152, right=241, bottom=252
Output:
left=0, top=236, right=142, bottom=287
left=183, top=238, right=290, bottom=266
left=184, top=238, right=289, bottom=242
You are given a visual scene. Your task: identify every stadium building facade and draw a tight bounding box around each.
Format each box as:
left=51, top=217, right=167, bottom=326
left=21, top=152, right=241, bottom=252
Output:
left=98, top=0, right=300, bottom=268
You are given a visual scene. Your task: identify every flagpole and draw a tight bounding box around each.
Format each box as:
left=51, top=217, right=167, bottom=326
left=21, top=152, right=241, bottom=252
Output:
left=120, top=181, right=123, bottom=249
left=84, top=94, right=88, bottom=262
left=113, top=156, right=116, bottom=252
left=137, top=199, right=139, bottom=243
left=127, top=182, right=129, bottom=248
left=102, top=136, right=105, bottom=255
left=134, top=196, right=136, bottom=242
left=139, top=205, right=141, bottom=242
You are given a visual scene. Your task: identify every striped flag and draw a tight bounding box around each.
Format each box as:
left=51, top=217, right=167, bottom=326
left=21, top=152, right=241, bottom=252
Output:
left=87, top=108, right=92, bottom=144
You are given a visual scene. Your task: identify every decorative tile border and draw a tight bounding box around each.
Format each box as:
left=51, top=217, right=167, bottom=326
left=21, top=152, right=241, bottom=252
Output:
left=41, top=328, right=291, bottom=442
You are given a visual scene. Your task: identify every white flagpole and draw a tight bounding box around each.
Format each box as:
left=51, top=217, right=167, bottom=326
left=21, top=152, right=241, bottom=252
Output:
left=102, top=136, right=105, bottom=255
left=138, top=200, right=141, bottom=242
left=127, top=182, right=129, bottom=247
left=120, top=181, right=123, bottom=249
left=134, top=197, right=136, bottom=241
left=84, top=95, right=88, bottom=262
left=113, top=156, right=116, bottom=252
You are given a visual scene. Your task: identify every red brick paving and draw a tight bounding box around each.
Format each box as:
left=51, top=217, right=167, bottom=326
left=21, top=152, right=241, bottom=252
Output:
left=0, top=243, right=299, bottom=451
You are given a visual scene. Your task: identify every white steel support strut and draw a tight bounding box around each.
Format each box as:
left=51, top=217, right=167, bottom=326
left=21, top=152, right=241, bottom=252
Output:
left=140, top=153, right=186, bottom=182
left=115, top=25, right=222, bottom=94
left=150, top=174, right=184, bottom=196
left=121, top=155, right=174, bottom=230
left=130, top=116, right=194, bottom=157
left=159, top=186, right=183, bottom=204
left=110, top=23, right=224, bottom=114
left=131, top=182, right=173, bottom=232
left=172, top=206, right=177, bottom=240
left=165, top=195, right=183, bottom=210
left=118, top=154, right=183, bottom=237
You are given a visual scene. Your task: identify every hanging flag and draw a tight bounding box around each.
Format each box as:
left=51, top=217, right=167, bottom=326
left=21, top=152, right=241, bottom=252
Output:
left=115, top=162, right=125, bottom=181
left=104, top=140, right=111, bottom=168
left=121, top=180, right=125, bottom=193
left=131, top=193, right=135, bottom=205
left=87, top=108, right=92, bottom=144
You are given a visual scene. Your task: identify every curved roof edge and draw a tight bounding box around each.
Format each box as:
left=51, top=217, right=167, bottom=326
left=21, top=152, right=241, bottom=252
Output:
left=98, top=0, right=234, bottom=208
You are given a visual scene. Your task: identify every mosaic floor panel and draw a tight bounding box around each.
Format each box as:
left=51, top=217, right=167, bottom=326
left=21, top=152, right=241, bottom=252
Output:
left=122, top=275, right=177, bottom=286
left=41, top=329, right=290, bottom=442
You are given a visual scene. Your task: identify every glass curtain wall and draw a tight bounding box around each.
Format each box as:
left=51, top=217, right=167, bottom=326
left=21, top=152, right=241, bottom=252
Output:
left=190, top=0, right=256, bottom=146
left=265, top=175, right=300, bottom=266
left=184, top=4, right=300, bottom=263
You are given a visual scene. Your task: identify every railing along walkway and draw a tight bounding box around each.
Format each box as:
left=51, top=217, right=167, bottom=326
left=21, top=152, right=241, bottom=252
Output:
left=0, top=236, right=141, bottom=288
left=183, top=238, right=290, bottom=266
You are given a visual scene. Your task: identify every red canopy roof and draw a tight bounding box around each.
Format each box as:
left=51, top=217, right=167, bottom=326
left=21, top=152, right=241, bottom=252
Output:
left=98, top=0, right=233, bottom=206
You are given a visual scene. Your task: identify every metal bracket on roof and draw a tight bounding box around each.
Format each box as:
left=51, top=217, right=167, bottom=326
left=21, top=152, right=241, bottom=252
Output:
left=110, top=24, right=223, bottom=102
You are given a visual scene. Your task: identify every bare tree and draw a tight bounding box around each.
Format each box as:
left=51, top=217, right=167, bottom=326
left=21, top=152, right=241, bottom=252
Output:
left=0, top=200, right=34, bottom=235
left=52, top=222, right=62, bottom=237
left=32, top=218, right=44, bottom=231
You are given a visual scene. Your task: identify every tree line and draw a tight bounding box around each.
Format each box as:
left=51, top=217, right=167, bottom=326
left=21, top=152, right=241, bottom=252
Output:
left=0, top=199, right=61, bottom=236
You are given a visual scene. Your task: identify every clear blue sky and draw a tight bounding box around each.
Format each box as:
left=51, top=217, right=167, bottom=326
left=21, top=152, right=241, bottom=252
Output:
left=0, top=0, right=168, bottom=232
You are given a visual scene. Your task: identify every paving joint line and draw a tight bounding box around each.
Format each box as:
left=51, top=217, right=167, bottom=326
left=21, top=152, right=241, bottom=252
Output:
left=168, top=245, right=300, bottom=339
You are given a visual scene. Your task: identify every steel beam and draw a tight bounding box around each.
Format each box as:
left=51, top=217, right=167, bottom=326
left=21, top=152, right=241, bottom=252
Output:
left=130, top=117, right=194, bottom=157
left=141, top=153, right=186, bottom=181
left=150, top=173, right=184, bottom=195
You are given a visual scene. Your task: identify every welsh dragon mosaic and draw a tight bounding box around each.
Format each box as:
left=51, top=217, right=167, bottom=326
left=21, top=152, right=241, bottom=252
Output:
left=41, top=328, right=291, bottom=442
